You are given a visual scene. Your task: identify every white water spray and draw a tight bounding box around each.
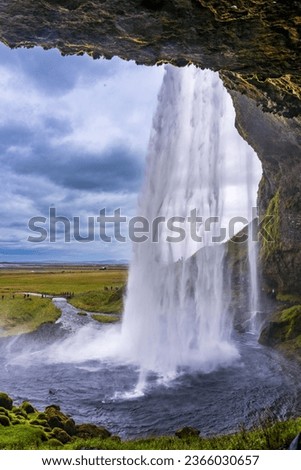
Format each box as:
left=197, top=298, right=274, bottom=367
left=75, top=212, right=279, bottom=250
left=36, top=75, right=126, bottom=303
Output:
left=20, top=66, right=261, bottom=383
left=246, top=149, right=260, bottom=333
left=121, top=66, right=261, bottom=378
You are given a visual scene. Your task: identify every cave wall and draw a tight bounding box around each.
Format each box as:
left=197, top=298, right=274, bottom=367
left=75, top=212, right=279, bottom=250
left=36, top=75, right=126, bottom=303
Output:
left=0, top=0, right=301, bottom=295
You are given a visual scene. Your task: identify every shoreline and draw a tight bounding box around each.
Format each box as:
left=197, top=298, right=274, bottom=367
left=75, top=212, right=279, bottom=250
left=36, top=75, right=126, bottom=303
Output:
left=0, top=392, right=300, bottom=450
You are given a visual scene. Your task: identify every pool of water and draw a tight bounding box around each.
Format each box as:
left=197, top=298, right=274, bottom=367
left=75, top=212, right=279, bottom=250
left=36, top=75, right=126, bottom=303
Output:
left=0, top=299, right=300, bottom=438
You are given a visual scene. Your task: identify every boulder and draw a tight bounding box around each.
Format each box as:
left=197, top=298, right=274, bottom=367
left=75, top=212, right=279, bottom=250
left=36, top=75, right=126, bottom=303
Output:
left=45, top=405, right=76, bottom=435
left=175, top=426, right=200, bottom=439
left=50, top=427, right=71, bottom=444
left=75, top=423, right=111, bottom=439
left=21, top=401, right=36, bottom=414
left=289, top=432, right=301, bottom=450
left=0, top=415, right=10, bottom=427
left=0, top=392, right=13, bottom=410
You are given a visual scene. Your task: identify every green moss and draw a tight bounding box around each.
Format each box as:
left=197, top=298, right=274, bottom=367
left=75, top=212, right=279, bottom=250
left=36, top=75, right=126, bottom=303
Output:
left=260, top=190, right=282, bottom=261
left=278, top=306, right=301, bottom=339
left=21, top=401, right=36, bottom=414
left=29, top=419, right=49, bottom=427
left=1, top=391, right=300, bottom=450
left=44, top=438, right=63, bottom=448
left=276, top=293, right=301, bottom=303
left=50, top=427, right=71, bottom=444
left=0, top=392, right=13, bottom=410
left=0, top=424, right=47, bottom=449
left=0, top=415, right=10, bottom=427
left=259, top=305, right=301, bottom=360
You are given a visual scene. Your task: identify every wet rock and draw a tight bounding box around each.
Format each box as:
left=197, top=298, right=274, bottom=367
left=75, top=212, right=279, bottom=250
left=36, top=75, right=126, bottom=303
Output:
left=50, top=427, right=71, bottom=444
left=175, top=426, right=200, bottom=439
left=0, top=392, right=13, bottom=410
left=21, top=401, right=36, bottom=414
left=44, top=405, right=76, bottom=435
left=289, top=432, right=301, bottom=450
left=75, top=423, right=111, bottom=439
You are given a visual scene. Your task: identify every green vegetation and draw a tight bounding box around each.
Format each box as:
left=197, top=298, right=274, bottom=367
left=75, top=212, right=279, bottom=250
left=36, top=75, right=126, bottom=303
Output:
left=66, top=419, right=301, bottom=450
left=0, top=296, right=60, bottom=337
left=70, top=287, right=124, bottom=314
left=276, top=293, right=301, bottom=303
left=0, top=267, right=127, bottom=332
left=0, top=267, right=127, bottom=297
left=0, top=392, right=300, bottom=450
left=92, top=314, right=120, bottom=324
left=260, top=190, right=282, bottom=261
left=259, top=305, right=301, bottom=360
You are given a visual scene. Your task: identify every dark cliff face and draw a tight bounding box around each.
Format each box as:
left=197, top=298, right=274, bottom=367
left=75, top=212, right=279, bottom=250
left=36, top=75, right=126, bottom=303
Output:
left=0, top=0, right=301, bottom=295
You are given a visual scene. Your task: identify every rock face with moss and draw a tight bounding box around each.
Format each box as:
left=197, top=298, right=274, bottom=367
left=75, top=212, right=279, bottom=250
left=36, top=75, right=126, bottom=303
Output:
left=0, top=2, right=300, bottom=344
left=259, top=305, right=301, bottom=360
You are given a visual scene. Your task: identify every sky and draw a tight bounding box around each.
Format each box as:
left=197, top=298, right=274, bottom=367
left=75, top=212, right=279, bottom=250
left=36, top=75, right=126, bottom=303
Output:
left=0, top=44, right=262, bottom=264
left=0, top=44, right=164, bottom=263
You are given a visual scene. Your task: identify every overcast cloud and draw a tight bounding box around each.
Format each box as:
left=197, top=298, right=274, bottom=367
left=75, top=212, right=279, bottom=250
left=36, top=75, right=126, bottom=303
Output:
left=0, top=45, right=262, bottom=263
left=0, top=44, right=164, bottom=262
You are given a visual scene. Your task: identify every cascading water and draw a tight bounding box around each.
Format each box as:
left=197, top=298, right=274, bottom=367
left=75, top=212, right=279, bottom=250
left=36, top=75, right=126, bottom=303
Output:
left=246, top=149, right=260, bottom=333
left=1, top=65, right=299, bottom=437
left=121, top=65, right=261, bottom=380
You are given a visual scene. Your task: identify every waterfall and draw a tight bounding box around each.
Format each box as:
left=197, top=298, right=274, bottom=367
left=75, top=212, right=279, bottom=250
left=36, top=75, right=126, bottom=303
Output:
left=121, top=65, right=263, bottom=379
left=246, top=149, right=260, bottom=333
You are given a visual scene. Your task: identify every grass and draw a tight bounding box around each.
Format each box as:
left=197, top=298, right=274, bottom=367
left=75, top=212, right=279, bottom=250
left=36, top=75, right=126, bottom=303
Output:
left=0, top=268, right=127, bottom=297
left=0, top=296, right=60, bottom=337
left=0, top=267, right=127, bottom=331
left=92, top=314, right=120, bottom=324
left=65, top=419, right=301, bottom=450
left=0, top=392, right=300, bottom=450
left=70, top=287, right=124, bottom=313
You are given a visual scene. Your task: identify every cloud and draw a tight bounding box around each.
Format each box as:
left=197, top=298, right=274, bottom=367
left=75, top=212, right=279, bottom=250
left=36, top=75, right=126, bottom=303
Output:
left=0, top=45, right=121, bottom=95
left=0, top=44, right=164, bottom=261
left=3, top=139, right=143, bottom=192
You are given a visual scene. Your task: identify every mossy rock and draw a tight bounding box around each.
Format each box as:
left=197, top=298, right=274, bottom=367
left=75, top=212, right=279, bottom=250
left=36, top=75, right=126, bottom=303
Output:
left=75, top=423, right=111, bottom=439
left=0, top=415, right=11, bottom=427
left=14, top=409, right=28, bottom=419
left=21, top=401, right=36, bottom=414
left=30, top=419, right=49, bottom=428
left=0, top=407, right=9, bottom=416
left=46, top=438, right=63, bottom=448
left=175, top=426, right=200, bottom=439
left=64, top=418, right=76, bottom=436
left=37, top=412, right=47, bottom=420
left=50, top=427, right=71, bottom=444
left=11, top=419, right=21, bottom=425
left=0, top=393, right=13, bottom=411
left=260, top=305, right=301, bottom=347
left=45, top=405, right=76, bottom=435
left=110, top=435, right=121, bottom=443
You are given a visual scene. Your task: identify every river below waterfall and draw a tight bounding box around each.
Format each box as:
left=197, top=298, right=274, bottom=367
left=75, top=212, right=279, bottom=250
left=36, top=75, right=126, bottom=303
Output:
left=0, top=299, right=300, bottom=439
